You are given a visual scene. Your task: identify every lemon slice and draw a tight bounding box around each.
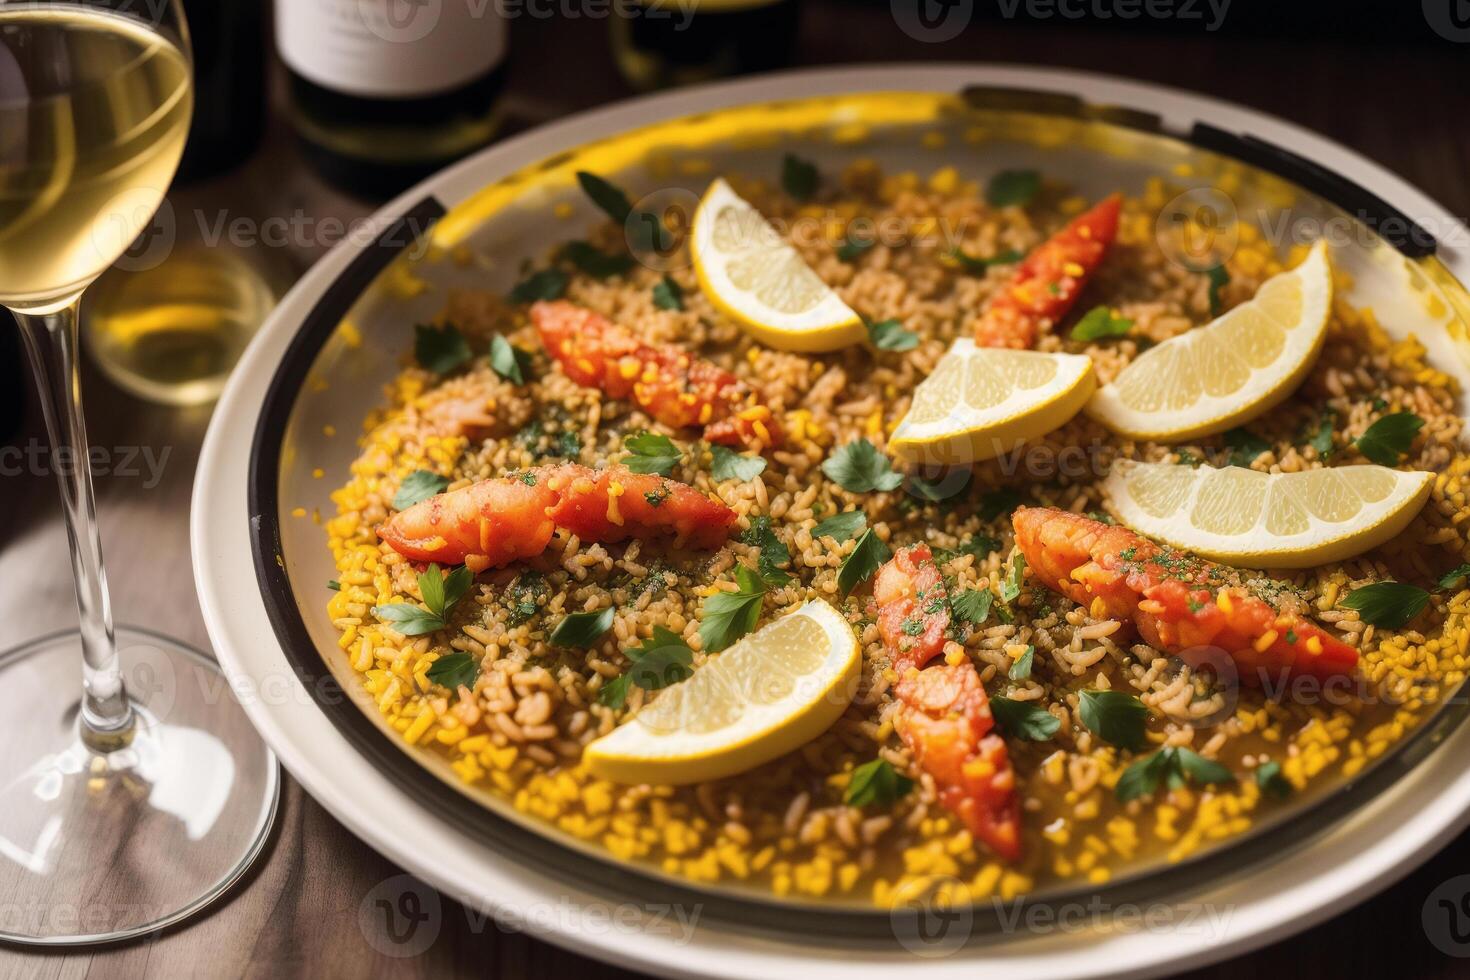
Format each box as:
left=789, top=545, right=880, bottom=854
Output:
left=690, top=178, right=865, bottom=352
left=584, top=600, right=859, bottom=785
left=1087, top=240, right=1332, bottom=441
left=889, top=339, right=1096, bottom=465
left=1104, top=459, right=1432, bottom=567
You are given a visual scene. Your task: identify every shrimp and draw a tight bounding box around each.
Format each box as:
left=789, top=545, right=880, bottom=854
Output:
left=972, top=194, right=1121, bottom=349
left=1012, top=507, right=1359, bottom=685
left=873, top=544, right=1022, bottom=861
left=530, top=300, right=783, bottom=450
left=379, top=463, right=736, bottom=571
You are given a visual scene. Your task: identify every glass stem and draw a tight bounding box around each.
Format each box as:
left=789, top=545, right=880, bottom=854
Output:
left=13, top=302, right=133, bottom=747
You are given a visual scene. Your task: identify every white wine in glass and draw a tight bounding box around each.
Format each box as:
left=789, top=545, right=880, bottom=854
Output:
left=0, top=1, right=278, bottom=945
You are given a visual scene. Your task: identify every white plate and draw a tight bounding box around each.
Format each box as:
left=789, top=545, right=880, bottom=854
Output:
left=193, top=64, right=1470, bottom=978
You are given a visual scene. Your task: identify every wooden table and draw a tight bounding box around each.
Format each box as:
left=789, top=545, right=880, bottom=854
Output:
left=7, top=8, right=1470, bottom=977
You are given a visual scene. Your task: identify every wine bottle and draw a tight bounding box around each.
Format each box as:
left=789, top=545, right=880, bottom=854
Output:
left=275, top=0, right=509, bottom=200
left=177, top=0, right=265, bottom=183
left=611, top=0, right=800, bottom=92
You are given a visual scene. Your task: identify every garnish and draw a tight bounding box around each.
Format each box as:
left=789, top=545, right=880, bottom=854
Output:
left=949, top=589, right=993, bottom=625
left=811, top=510, right=867, bottom=543
left=710, top=444, right=767, bottom=483
left=548, top=606, right=616, bottom=648
left=1008, top=644, right=1034, bottom=681
left=327, top=579, right=341, bottom=591
left=1001, top=553, right=1027, bottom=603
left=652, top=274, right=684, bottom=311
left=373, top=564, right=474, bottom=637
left=907, top=469, right=971, bottom=503
left=864, top=316, right=919, bottom=352
left=1077, top=689, right=1149, bottom=751
left=845, top=758, right=913, bottom=807
left=977, top=488, right=1022, bottom=521
left=986, top=169, right=1040, bottom=207
left=426, top=651, right=480, bottom=694
left=781, top=153, right=819, bottom=201
left=509, top=267, right=569, bottom=303
left=1069, top=306, right=1134, bottom=342
left=1340, top=581, right=1430, bottom=629
left=948, top=247, right=1023, bottom=274
left=698, top=564, right=768, bottom=653
left=1115, top=746, right=1233, bottom=802
left=414, top=323, right=472, bottom=374
left=623, top=431, right=683, bottom=476
left=1306, top=407, right=1337, bottom=457
left=990, top=696, right=1059, bottom=741
left=1205, top=265, right=1230, bottom=317
left=392, top=469, right=450, bottom=511
left=742, top=516, right=793, bottom=585
left=575, top=171, right=668, bottom=251
left=836, top=236, right=874, bottom=262
left=597, top=626, right=695, bottom=708
left=1354, top=411, right=1424, bottom=466
left=489, top=334, right=530, bottom=385
left=822, top=439, right=904, bottom=493
left=1255, top=760, right=1292, bottom=799
left=1438, top=563, right=1470, bottom=590
left=559, top=240, right=634, bottom=279
left=1223, top=427, right=1271, bottom=468
left=838, top=528, right=892, bottom=596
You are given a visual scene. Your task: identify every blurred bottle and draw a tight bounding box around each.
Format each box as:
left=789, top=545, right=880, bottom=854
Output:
left=275, top=0, right=509, bottom=200
left=177, top=0, right=266, bottom=183
left=611, top=0, right=800, bottom=92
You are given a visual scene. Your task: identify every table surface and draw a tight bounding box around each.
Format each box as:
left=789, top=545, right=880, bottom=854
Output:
left=7, top=8, right=1470, bottom=977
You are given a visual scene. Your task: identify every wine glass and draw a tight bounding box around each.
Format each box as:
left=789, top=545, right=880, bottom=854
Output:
left=0, top=0, right=278, bottom=945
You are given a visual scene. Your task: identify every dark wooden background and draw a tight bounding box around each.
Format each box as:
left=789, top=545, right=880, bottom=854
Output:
left=6, top=4, right=1470, bottom=977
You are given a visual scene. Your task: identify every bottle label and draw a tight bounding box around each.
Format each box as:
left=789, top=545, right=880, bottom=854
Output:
left=275, top=0, right=506, bottom=98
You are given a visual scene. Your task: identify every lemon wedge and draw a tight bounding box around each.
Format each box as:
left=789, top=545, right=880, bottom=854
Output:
left=1104, top=459, right=1432, bottom=567
left=690, top=178, right=865, bottom=352
left=1087, top=240, right=1333, bottom=441
left=584, top=600, right=859, bottom=786
left=889, top=339, right=1096, bottom=466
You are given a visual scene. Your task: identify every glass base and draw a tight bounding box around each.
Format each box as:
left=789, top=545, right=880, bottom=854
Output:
left=0, top=627, right=279, bottom=945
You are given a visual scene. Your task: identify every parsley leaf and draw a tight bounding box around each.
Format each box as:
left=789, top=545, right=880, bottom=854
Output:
left=838, top=528, right=891, bottom=595
left=741, top=516, right=792, bottom=585
left=986, top=169, right=1040, bottom=207
left=414, top=323, right=472, bottom=374
left=948, top=247, right=1023, bottom=274
left=1001, top=553, right=1027, bottom=603
left=624, top=625, right=695, bottom=691
left=1008, top=644, right=1034, bottom=680
left=812, top=510, right=867, bottom=543
left=845, top=758, right=913, bottom=807
left=710, top=444, right=767, bottom=483
left=652, top=275, right=684, bottom=311
left=908, top=468, right=971, bottom=503
left=373, top=563, right=474, bottom=636
left=576, top=171, right=669, bottom=252
left=1307, top=409, right=1336, bottom=457
left=865, top=316, right=919, bottom=352
left=509, top=267, right=568, bottom=304
left=559, top=241, right=635, bottom=280
left=950, top=589, right=993, bottom=625
left=1205, top=265, right=1230, bottom=317
left=1116, top=747, right=1233, bottom=803
left=489, top=334, right=530, bottom=385
left=836, top=236, right=874, bottom=262
left=698, top=565, right=768, bottom=653
left=781, top=153, right=819, bottom=201
left=1439, top=563, right=1470, bottom=590
left=373, top=603, right=443, bottom=637
left=1115, top=748, right=1174, bottom=803
left=1354, top=412, right=1424, bottom=466
left=1223, top=427, right=1271, bottom=468
left=597, top=673, right=632, bottom=709
left=1070, top=306, right=1134, bottom=342
left=1255, top=760, right=1292, bottom=799
left=822, top=439, right=903, bottom=493
left=1078, top=689, right=1149, bottom=751
left=393, top=469, right=450, bottom=511
left=990, top=696, right=1059, bottom=741
left=623, top=431, right=682, bottom=476
left=1340, top=581, right=1430, bottom=629
left=549, top=606, right=615, bottom=648
left=426, top=651, right=480, bottom=693
left=1176, top=747, right=1233, bottom=786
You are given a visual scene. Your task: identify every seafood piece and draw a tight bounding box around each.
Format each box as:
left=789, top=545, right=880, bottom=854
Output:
left=530, top=300, right=783, bottom=450
left=873, top=544, right=1022, bottom=861
left=1012, top=507, right=1359, bottom=684
left=972, top=194, right=1121, bottom=349
left=379, top=463, right=735, bottom=571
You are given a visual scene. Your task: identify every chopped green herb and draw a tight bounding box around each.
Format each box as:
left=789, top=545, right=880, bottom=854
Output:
left=1070, top=305, right=1134, bottom=342
left=426, top=651, right=480, bottom=694
left=907, top=469, right=971, bottom=503
left=1115, top=746, right=1233, bottom=802
left=597, top=673, right=632, bottom=709
left=575, top=171, right=667, bottom=251
left=1354, top=412, right=1424, bottom=466
left=327, top=579, right=341, bottom=591
left=991, top=696, right=1059, bottom=741
left=393, top=469, right=450, bottom=511
left=845, top=758, right=913, bottom=807
left=836, top=236, right=874, bottom=262
left=489, top=334, right=531, bottom=385
left=949, top=247, right=1024, bottom=274
left=1115, top=748, right=1174, bottom=803
left=1009, top=644, right=1034, bottom=681
left=1340, top=581, right=1430, bottom=629
left=1205, top=265, right=1230, bottom=317
left=373, top=564, right=474, bottom=637
left=822, top=439, right=904, bottom=494
left=986, top=169, right=1040, bottom=207
left=950, top=589, right=993, bottom=625
left=1078, top=689, right=1149, bottom=751
left=698, top=564, right=768, bottom=653
left=781, top=153, right=819, bottom=201
left=549, top=606, right=615, bottom=648
left=1438, top=563, right=1470, bottom=590
left=1086, top=510, right=1115, bottom=525
left=812, top=510, right=867, bottom=543
left=624, top=625, right=695, bottom=692
left=414, top=323, right=472, bottom=374
left=1306, top=408, right=1337, bottom=457
left=710, top=444, right=767, bottom=483
left=509, top=267, right=568, bottom=304
left=1001, top=553, right=1027, bottom=603
left=623, top=431, right=682, bottom=476
left=1223, top=427, right=1272, bottom=468
left=559, top=240, right=634, bottom=279
left=1255, top=760, right=1292, bottom=799
left=838, top=528, right=892, bottom=596
left=865, top=316, right=920, bottom=352
left=652, top=275, right=684, bottom=311
left=741, top=516, right=792, bottom=585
